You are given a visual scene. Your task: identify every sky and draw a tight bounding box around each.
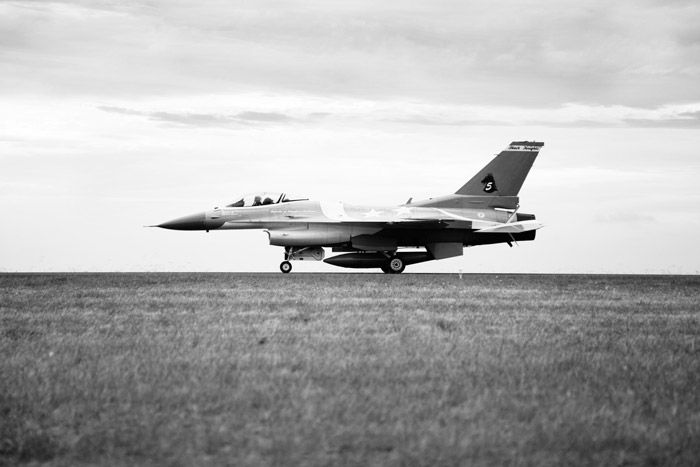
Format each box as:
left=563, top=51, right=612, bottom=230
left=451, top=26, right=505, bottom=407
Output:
left=1, top=0, right=699, bottom=273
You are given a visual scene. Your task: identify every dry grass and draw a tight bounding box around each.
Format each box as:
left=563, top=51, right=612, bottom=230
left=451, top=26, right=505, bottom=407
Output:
left=1, top=273, right=699, bottom=466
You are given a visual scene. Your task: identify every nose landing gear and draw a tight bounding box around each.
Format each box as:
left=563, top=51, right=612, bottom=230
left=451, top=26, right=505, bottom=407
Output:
left=278, top=246, right=325, bottom=273
left=280, top=261, right=292, bottom=273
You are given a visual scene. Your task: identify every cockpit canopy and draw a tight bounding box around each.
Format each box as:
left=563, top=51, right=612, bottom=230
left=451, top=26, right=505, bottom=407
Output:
left=226, top=192, right=306, bottom=208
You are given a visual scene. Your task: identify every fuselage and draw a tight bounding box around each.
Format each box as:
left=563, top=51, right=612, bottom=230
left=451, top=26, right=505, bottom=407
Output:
left=159, top=199, right=536, bottom=250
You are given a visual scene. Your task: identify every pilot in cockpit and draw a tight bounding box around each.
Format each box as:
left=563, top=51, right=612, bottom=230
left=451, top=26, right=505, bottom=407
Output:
left=262, top=196, right=274, bottom=205
left=252, top=195, right=262, bottom=206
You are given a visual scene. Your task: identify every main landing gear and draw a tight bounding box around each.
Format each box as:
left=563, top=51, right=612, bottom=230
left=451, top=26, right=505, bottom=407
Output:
left=381, top=255, right=405, bottom=274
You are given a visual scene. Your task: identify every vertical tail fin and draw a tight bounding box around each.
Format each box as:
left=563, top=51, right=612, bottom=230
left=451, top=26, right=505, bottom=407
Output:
left=456, top=141, right=543, bottom=196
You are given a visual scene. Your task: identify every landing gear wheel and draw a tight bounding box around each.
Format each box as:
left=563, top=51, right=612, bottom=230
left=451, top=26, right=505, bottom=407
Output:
left=280, top=261, right=292, bottom=274
left=380, top=265, right=392, bottom=274
left=387, top=256, right=405, bottom=274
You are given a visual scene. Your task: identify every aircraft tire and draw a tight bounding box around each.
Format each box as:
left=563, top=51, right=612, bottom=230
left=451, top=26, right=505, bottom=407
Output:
left=380, top=265, right=393, bottom=274
left=387, top=256, right=405, bottom=274
left=280, top=261, right=292, bottom=273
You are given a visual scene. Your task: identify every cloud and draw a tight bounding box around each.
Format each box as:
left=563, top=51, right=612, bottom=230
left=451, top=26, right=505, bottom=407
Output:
left=235, top=111, right=294, bottom=123
left=97, top=105, right=296, bottom=127
left=623, top=118, right=700, bottom=128
left=96, top=98, right=700, bottom=129
left=391, top=102, right=700, bottom=128
left=2, top=0, right=700, bottom=108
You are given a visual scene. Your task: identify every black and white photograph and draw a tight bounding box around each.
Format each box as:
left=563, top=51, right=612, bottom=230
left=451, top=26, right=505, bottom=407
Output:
left=1, top=0, right=699, bottom=464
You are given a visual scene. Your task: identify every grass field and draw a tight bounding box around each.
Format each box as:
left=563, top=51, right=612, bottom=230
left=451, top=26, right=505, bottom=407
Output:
left=1, top=273, right=699, bottom=466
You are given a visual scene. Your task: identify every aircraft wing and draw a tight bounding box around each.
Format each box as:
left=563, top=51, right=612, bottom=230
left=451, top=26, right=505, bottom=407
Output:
left=325, top=203, right=474, bottom=227
left=338, top=218, right=542, bottom=233
left=267, top=202, right=543, bottom=233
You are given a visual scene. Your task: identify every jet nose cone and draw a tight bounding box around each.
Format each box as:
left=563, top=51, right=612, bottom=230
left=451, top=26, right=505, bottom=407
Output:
left=157, top=212, right=206, bottom=230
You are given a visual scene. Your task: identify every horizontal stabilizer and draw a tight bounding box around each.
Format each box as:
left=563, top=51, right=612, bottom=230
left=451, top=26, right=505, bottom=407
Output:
left=475, top=220, right=543, bottom=234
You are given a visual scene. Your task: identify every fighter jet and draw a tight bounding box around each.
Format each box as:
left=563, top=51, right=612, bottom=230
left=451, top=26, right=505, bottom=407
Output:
left=156, top=141, right=544, bottom=273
